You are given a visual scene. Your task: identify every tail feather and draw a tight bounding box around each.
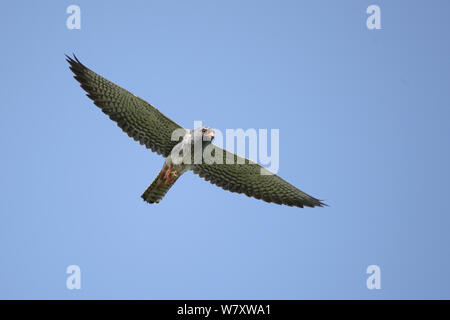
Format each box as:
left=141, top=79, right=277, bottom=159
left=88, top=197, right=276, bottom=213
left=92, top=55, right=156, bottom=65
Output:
left=141, top=165, right=178, bottom=204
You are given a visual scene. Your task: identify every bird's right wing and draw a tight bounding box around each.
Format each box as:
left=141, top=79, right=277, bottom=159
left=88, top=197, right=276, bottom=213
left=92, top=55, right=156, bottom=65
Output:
left=67, top=54, right=183, bottom=157
left=192, top=146, right=326, bottom=208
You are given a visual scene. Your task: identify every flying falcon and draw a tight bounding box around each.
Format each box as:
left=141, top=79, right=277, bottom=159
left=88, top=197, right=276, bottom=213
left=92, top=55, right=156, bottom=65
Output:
left=67, top=55, right=326, bottom=208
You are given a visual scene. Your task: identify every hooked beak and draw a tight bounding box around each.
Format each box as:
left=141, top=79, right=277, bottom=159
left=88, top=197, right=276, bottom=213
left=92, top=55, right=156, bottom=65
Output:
left=205, top=130, right=215, bottom=140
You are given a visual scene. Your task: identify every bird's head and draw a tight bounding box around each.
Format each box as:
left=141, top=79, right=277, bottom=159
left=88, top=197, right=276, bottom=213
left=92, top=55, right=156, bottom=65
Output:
left=192, top=126, right=215, bottom=145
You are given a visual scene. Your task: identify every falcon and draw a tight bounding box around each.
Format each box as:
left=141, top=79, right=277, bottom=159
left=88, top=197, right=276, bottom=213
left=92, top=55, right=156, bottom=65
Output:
left=67, top=55, right=326, bottom=208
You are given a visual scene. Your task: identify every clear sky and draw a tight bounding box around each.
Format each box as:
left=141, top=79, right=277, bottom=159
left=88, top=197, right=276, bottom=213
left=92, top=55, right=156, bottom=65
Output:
left=1, top=0, right=449, bottom=299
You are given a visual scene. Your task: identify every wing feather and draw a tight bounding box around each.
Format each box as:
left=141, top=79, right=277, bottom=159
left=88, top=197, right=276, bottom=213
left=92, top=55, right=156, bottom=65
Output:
left=67, top=54, right=182, bottom=157
left=192, top=146, right=326, bottom=208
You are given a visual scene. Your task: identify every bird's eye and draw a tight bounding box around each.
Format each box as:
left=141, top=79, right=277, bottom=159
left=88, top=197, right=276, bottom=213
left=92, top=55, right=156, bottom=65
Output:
left=202, top=128, right=207, bottom=133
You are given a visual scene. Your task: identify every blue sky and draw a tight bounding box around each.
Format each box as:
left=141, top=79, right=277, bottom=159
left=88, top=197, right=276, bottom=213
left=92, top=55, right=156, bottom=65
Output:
left=1, top=0, right=449, bottom=299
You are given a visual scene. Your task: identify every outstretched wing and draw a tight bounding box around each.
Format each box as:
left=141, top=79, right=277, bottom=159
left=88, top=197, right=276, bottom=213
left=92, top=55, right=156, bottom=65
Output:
left=67, top=54, right=183, bottom=157
left=192, top=146, right=326, bottom=208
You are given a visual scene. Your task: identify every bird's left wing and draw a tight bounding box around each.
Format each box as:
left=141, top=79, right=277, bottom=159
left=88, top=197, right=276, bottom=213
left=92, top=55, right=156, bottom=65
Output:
left=192, top=146, right=326, bottom=208
left=67, top=55, right=183, bottom=157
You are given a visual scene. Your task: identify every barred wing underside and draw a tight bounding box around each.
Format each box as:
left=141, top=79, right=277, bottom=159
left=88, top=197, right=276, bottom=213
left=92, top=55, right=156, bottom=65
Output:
left=67, top=55, right=182, bottom=157
left=192, top=147, right=325, bottom=208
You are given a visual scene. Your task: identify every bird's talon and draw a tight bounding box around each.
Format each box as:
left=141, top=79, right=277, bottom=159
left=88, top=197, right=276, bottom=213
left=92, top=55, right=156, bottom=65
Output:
left=164, top=167, right=171, bottom=180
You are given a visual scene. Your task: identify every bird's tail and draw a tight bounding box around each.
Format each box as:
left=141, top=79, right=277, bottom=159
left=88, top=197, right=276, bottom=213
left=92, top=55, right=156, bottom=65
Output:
left=141, top=164, right=179, bottom=204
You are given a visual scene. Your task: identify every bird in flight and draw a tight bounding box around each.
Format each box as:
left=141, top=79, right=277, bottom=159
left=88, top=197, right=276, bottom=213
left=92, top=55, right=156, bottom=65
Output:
left=67, top=55, right=326, bottom=208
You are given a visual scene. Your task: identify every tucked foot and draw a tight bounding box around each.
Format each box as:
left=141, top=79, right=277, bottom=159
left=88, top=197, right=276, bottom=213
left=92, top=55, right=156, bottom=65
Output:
left=164, top=167, right=172, bottom=181
left=164, top=168, right=178, bottom=184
